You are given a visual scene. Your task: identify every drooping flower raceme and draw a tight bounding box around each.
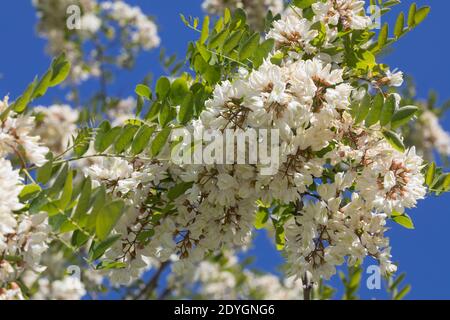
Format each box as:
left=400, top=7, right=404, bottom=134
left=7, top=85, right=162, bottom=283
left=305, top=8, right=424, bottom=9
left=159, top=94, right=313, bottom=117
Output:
left=0, top=97, right=49, bottom=167
left=33, top=0, right=160, bottom=83
left=32, top=104, right=79, bottom=155
left=76, top=1, right=430, bottom=287
left=1, top=0, right=440, bottom=299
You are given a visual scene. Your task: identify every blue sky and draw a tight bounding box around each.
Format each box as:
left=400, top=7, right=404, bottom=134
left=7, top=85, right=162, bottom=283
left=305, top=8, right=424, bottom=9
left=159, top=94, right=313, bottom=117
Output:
left=1, top=0, right=449, bottom=299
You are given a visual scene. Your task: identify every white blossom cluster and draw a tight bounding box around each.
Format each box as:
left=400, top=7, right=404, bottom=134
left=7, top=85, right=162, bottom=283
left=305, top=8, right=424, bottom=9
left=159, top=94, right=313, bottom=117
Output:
left=107, top=97, right=137, bottom=126
left=168, top=252, right=304, bottom=299
left=202, top=0, right=284, bottom=30
left=101, top=1, right=160, bottom=50
left=32, top=0, right=160, bottom=83
left=79, top=3, right=430, bottom=286
left=28, top=277, right=87, bottom=300
left=0, top=97, right=51, bottom=294
left=0, top=97, right=49, bottom=166
left=85, top=157, right=169, bottom=284
left=32, top=104, right=80, bottom=155
left=32, top=0, right=101, bottom=83
left=418, top=110, right=450, bottom=157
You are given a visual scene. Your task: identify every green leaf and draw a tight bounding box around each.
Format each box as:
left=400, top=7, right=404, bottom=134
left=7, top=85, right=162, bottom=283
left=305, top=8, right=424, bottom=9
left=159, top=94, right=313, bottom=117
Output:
left=394, top=285, right=411, bottom=300
left=13, top=77, right=37, bottom=113
left=151, top=127, right=171, bottom=157
left=365, top=93, right=384, bottom=127
left=135, top=84, right=152, bottom=100
left=275, top=226, right=285, bottom=250
left=48, top=164, right=68, bottom=197
left=114, top=125, right=139, bottom=153
left=95, top=260, right=127, bottom=270
left=355, top=93, right=372, bottom=124
left=96, top=201, right=125, bottom=241
left=394, top=12, right=404, bottom=38
left=253, top=39, right=275, bottom=68
left=177, top=92, right=194, bottom=124
left=239, top=33, right=259, bottom=62
left=389, top=273, right=406, bottom=291
left=71, top=230, right=90, bottom=247
left=270, top=52, right=284, bottom=65
left=355, top=50, right=376, bottom=71
left=382, top=129, right=405, bottom=152
left=32, top=69, right=53, bottom=99
left=209, top=28, right=229, bottom=50
left=414, top=6, right=430, bottom=26
left=431, top=173, right=450, bottom=194
left=155, top=77, right=171, bottom=100
left=200, top=16, right=210, bottom=44
left=94, top=121, right=112, bottom=152
left=293, top=0, right=316, bottom=9
left=73, top=128, right=92, bottom=157
left=380, top=94, right=396, bottom=126
left=86, top=187, right=106, bottom=232
left=425, top=162, right=436, bottom=186
left=180, top=14, right=189, bottom=26
left=97, top=126, right=121, bottom=153
left=223, top=30, right=243, bottom=54
left=168, top=182, right=194, bottom=200
left=196, top=43, right=211, bottom=63
left=158, top=102, right=173, bottom=127
left=378, top=23, right=388, bottom=48
left=136, top=96, right=144, bottom=116
left=203, top=65, right=221, bottom=85
left=224, top=8, right=231, bottom=24
left=407, top=3, right=417, bottom=27
left=49, top=53, right=71, bottom=87
left=19, top=184, right=42, bottom=202
left=254, top=208, right=269, bottom=230
left=391, top=105, right=418, bottom=129
left=90, top=234, right=122, bottom=260
left=72, top=177, right=92, bottom=224
left=170, top=78, right=189, bottom=105
left=392, top=211, right=414, bottom=229
left=131, top=125, right=155, bottom=155
left=58, top=170, right=73, bottom=210
left=37, top=154, right=54, bottom=184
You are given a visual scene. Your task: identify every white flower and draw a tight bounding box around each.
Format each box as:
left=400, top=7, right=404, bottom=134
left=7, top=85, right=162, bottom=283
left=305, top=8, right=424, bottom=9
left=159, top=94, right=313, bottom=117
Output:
left=384, top=69, right=404, bottom=87
left=33, top=104, right=79, bottom=154
left=267, top=11, right=318, bottom=54
left=357, top=144, right=426, bottom=214
left=419, top=110, right=450, bottom=156
left=0, top=96, right=49, bottom=166
left=81, top=13, right=102, bottom=34
left=312, top=0, right=372, bottom=30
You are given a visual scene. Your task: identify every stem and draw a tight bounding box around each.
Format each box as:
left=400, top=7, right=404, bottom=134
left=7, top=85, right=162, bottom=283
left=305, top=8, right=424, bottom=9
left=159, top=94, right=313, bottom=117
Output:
left=302, top=273, right=312, bottom=301
left=133, top=261, right=171, bottom=300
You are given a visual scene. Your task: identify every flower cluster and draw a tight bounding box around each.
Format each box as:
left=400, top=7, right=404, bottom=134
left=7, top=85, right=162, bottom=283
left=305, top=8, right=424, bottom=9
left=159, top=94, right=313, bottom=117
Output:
left=33, top=0, right=160, bottom=83
left=32, top=104, right=79, bottom=155
left=168, top=252, right=304, bottom=299
left=77, top=3, right=431, bottom=287
left=101, top=1, right=160, bottom=50
left=418, top=110, right=450, bottom=157
left=0, top=97, right=51, bottom=292
left=0, top=97, right=49, bottom=166
left=1, top=0, right=441, bottom=299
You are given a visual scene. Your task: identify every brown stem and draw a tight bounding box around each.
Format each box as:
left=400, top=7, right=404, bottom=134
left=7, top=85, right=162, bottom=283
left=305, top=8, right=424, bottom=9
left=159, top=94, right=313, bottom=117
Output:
left=133, top=261, right=170, bottom=300
left=303, top=273, right=312, bottom=301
